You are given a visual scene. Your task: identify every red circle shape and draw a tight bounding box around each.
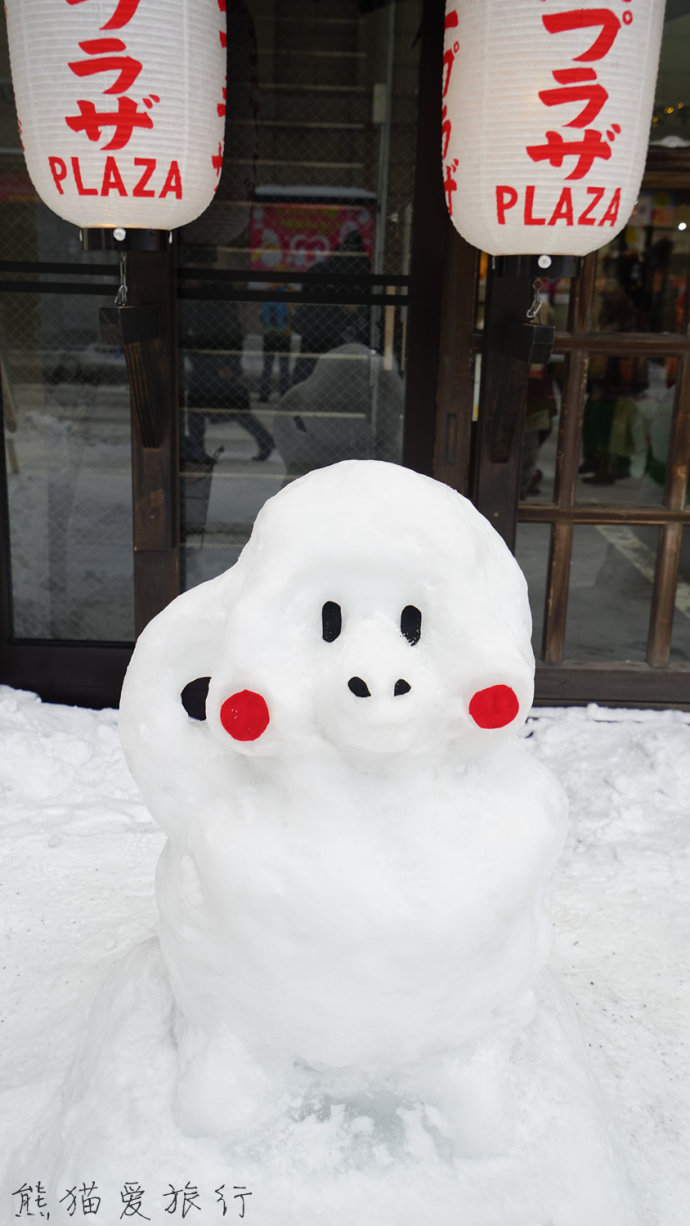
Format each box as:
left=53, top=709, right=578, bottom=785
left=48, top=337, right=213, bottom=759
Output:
left=469, top=684, right=519, bottom=730
left=220, top=690, right=270, bottom=741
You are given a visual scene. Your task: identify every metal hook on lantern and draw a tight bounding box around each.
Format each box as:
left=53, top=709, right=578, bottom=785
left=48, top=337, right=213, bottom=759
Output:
left=97, top=241, right=167, bottom=450
left=115, top=252, right=128, bottom=309
left=484, top=269, right=557, bottom=466
left=525, top=279, right=543, bottom=325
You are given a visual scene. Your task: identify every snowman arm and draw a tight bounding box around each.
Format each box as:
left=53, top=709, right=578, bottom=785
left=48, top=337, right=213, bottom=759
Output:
left=118, top=572, right=232, bottom=827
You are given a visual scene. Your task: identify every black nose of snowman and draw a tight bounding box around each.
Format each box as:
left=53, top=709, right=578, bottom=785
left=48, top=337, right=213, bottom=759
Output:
left=347, top=676, right=411, bottom=698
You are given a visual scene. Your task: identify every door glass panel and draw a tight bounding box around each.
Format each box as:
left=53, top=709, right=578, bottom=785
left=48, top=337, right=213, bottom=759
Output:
left=0, top=18, right=134, bottom=643
left=520, top=355, right=563, bottom=504
left=514, top=522, right=551, bottom=659
left=592, top=191, right=690, bottom=335
left=576, top=355, right=676, bottom=505
left=536, top=190, right=690, bottom=338
left=641, top=364, right=688, bottom=509
left=563, top=525, right=655, bottom=662
left=178, top=0, right=421, bottom=590
left=670, top=528, right=690, bottom=663
left=2, top=286, right=134, bottom=641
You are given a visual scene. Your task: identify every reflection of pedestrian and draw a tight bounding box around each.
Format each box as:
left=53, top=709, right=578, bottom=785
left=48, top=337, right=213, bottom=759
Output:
left=180, top=264, right=274, bottom=463
left=520, top=295, right=558, bottom=498
left=291, top=231, right=371, bottom=387
left=521, top=362, right=557, bottom=498
left=259, top=292, right=291, bottom=401
left=580, top=277, right=647, bottom=484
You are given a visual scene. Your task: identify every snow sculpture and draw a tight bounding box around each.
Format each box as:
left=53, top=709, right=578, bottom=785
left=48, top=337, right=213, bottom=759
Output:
left=119, top=459, right=568, bottom=1151
left=272, top=344, right=404, bottom=479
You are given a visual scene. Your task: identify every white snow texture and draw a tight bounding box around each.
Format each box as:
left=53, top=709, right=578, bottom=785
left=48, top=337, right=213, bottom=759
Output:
left=4, top=461, right=681, bottom=1224
left=118, top=460, right=623, bottom=1221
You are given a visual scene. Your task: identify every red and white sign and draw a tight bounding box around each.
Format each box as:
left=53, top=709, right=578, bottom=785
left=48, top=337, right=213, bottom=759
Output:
left=249, top=201, right=375, bottom=273
left=443, top=0, right=665, bottom=256
left=5, top=0, right=227, bottom=231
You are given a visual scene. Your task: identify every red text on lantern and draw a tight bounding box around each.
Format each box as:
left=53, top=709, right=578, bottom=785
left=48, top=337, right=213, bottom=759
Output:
left=65, top=96, right=156, bottom=151
left=63, top=0, right=159, bottom=152
left=66, top=0, right=142, bottom=32
left=542, top=8, right=622, bottom=62
left=441, top=9, right=459, bottom=168
left=68, top=37, right=142, bottom=95
left=495, top=184, right=621, bottom=229
left=527, top=127, right=618, bottom=180
left=538, top=67, right=608, bottom=129
left=48, top=155, right=183, bottom=198
left=213, top=5, right=227, bottom=184
left=527, top=6, right=627, bottom=192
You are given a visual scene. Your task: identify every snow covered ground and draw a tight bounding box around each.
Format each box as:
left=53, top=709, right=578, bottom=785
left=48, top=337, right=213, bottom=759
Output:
left=0, top=686, right=688, bottom=1224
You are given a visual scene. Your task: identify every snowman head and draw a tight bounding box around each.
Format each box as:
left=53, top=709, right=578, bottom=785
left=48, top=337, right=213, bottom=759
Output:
left=204, top=461, right=534, bottom=763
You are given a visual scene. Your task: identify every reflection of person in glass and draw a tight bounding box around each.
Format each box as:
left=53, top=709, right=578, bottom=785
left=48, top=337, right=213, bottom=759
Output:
left=521, top=361, right=557, bottom=498
left=180, top=251, right=274, bottom=464
left=521, top=295, right=558, bottom=499
left=290, top=231, right=371, bottom=387
left=580, top=276, right=647, bottom=485
left=259, top=289, right=292, bottom=402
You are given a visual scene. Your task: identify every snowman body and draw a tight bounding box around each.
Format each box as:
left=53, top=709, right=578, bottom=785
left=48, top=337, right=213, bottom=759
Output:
left=119, top=460, right=567, bottom=1143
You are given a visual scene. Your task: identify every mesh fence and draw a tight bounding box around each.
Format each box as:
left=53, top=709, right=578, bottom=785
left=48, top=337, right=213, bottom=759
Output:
left=179, top=0, right=421, bottom=589
left=1, top=279, right=134, bottom=642
left=0, top=141, right=133, bottom=639
left=0, top=1, right=422, bottom=627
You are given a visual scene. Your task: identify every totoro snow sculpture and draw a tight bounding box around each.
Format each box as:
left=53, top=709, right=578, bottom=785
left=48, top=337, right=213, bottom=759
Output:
left=119, top=459, right=568, bottom=1150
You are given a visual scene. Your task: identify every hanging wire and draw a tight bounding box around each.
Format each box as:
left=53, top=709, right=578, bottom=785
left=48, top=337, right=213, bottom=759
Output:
left=115, top=251, right=128, bottom=307
left=526, top=278, right=543, bottom=324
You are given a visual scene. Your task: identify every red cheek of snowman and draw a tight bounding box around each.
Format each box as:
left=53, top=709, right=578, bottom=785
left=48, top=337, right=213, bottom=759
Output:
left=469, top=684, right=519, bottom=730
left=220, top=690, right=270, bottom=741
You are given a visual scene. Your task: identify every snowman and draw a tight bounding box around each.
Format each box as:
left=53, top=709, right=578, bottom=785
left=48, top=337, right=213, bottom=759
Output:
left=118, top=459, right=568, bottom=1153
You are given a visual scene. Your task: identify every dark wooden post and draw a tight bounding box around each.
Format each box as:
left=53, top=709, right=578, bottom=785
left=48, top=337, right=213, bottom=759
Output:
left=403, top=0, right=448, bottom=478
left=99, top=241, right=180, bottom=642
left=473, top=270, right=534, bottom=550
left=474, top=255, right=577, bottom=551
left=125, top=242, right=180, bottom=636
left=84, top=225, right=181, bottom=638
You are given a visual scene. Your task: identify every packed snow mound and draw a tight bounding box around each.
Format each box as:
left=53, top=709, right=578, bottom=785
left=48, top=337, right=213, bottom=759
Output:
left=113, top=461, right=630, bottom=1220
left=271, top=344, right=404, bottom=474
left=4, top=690, right=687, bottom=1224
left=121, top=467, right=547, bottom=1113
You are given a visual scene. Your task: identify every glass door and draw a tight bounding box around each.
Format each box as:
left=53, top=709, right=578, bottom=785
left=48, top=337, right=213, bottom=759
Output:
left=459, top=163, right=690, bottom=707
left=515, top=171, right=690, bottom=704
left=0, top=0, right=437, bottom=707
left=175, top=0, right=424, bottom=590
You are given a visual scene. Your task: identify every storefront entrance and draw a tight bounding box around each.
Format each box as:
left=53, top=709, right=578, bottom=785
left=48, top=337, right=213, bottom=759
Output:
left=0, top=0, right=443, bottom=707
left=1, top=2, right=689, bottom=709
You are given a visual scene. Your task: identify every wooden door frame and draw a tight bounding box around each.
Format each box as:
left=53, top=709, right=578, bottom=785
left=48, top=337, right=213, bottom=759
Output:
left=436, top=149, right=690, bottom=708
left=0, top=0, right=448, bottom=709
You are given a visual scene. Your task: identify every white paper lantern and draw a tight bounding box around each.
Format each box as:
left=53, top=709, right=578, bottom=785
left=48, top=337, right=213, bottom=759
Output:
left=443, top=0, right=665, bottom=256
left=5, top=0, right=227, bottom=232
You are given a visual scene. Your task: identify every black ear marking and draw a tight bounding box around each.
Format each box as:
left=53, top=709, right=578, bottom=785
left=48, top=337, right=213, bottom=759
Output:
left=181, top=677, right=210, bottom=721
left=322, top=601, right=342, bottom=642
left=400, top=605, right=422, bottom=645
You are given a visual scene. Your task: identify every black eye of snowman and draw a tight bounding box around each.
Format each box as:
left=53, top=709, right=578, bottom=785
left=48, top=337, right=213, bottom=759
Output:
left=322, top=601, right=342, bottom=642
left=400, top=605, right=422, bottom=645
